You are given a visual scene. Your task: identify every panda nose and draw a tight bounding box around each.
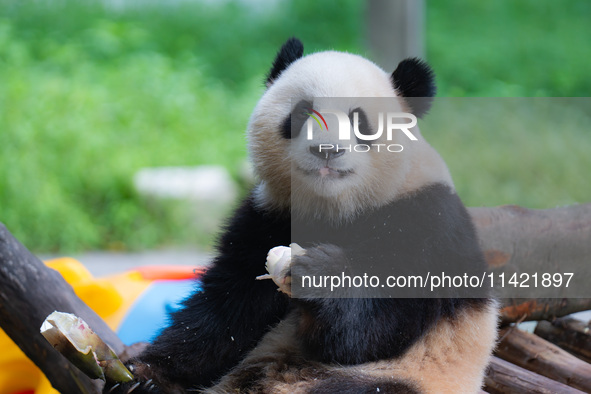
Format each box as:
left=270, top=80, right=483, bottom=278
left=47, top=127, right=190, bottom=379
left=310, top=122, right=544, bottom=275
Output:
left=309, top=145, right=345, bottom=160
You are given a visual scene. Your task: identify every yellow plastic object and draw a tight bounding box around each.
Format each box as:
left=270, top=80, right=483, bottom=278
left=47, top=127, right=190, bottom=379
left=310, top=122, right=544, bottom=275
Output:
left=0, top=258, right=152, bottom=394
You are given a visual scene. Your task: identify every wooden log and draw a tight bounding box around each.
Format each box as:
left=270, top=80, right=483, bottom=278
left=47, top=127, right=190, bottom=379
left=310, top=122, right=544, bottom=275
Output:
left=469, top=203, right=591, bottom=272
left=469, top=204, right=591, bottom=299
left=484, top=356, right=585, bottom=394
left=0, top=223, right=124, bottom=394
left=535, top=318, right=591, bottom=363
left=495, top=327, right=591, bottom=392
left=470, top=203, right=591, bottom=324
left=500, top=298, right=591, bottom=324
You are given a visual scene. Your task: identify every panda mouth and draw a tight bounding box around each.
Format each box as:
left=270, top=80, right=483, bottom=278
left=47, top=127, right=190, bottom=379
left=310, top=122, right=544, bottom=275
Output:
left=299, top=166, right=354, bottom=178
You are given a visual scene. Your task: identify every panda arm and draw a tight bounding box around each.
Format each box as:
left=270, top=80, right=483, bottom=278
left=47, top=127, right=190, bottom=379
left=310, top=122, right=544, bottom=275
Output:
left=295, top=294, right=444, bottom=364
left=292, top=185, right=487, bottom=365
left=291, top=244, right=445, bottom=365
left=111, top=197, right=291, bottom=391
left=292, top=243, right=476, bottom=365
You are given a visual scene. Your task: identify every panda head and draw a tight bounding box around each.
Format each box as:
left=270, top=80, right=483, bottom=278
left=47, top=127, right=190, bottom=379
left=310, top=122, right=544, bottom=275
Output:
left=248, top=38, right=453, bottom=221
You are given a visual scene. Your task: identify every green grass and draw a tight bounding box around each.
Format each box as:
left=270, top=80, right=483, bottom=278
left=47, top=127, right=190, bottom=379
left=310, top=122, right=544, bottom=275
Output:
left=422, top=98, right=591, bottom=208
left=0, top=0, right=589, bottom=252
left=427, top=0, right=591, bottom=96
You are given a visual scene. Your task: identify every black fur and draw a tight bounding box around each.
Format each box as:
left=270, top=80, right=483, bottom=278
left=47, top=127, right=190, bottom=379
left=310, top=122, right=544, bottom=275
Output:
left=281, top=99, right=312, bottom=139
left=350, top=107, right=372, bottom=144
left=290, top=183, right=488, bottom=364
left=391, top=58, right=436, bottom=118
left=266, top=37, right=304, bottom=86
left=105, top=183, right=488, bottom=392
left=112, top=197, right=292, bottom=391
left=308, top=375, right=419, bottom=394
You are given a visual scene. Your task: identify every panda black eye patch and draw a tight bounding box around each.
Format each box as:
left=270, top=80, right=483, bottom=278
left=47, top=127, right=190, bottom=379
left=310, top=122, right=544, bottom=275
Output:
left=281, top=99, right=313, bottom=139
left=350, top=107, right=372, bottom=143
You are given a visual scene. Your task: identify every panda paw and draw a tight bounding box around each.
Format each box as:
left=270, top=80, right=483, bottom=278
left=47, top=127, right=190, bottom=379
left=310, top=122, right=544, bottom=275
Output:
left=258, top=243, right=305, bottom=296
left=290, top=244, right=347, bottom=274
left=102, top=362, right=176, bottom=394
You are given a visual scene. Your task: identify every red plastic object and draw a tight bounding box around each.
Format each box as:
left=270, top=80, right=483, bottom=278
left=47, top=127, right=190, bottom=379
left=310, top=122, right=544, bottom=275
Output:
left=135, top=265, right=206, bottom=281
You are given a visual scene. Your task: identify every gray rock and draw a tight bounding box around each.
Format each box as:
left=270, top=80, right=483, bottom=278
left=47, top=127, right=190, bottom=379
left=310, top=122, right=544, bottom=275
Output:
left=133, top=165, right=237, bottom=204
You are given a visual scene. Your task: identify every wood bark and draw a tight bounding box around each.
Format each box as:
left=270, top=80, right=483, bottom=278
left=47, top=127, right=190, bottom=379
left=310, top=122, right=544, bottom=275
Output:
left=499, top=298, right=591, bottom=324
left=0, top=223, right=121, bottom=394
left=469, top=204, right=591, bottom=323
left=535, top=317, right=591, bottom=363
left=469, top=203, right=591, bottom=297
left=484, top=356, right=585, bottom=394
left=469, top=203, right=591, bottom=272
left=495, top=327, right=591, bottom=392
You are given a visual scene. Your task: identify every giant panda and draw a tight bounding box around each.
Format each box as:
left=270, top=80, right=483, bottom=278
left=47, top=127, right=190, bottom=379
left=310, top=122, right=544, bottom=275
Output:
left=108, top=38, right=498, bottom=393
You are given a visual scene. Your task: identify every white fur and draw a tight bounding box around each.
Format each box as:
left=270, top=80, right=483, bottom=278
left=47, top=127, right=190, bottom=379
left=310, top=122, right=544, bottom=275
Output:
left=247, top=51, right=453, bottom=222
left=208, top=302, right=498, bottom=394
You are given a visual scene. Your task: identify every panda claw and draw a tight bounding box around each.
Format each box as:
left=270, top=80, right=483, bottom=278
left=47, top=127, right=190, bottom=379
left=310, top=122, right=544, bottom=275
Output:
left=127, top=382, right=141, bottom=393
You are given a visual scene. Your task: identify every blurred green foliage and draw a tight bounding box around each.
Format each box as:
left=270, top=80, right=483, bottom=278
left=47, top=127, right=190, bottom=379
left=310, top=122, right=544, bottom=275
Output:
left=0, top=0, right=589, bottom=252
left=428, top=0, right=591, bottom=96
left=423, top=98, right=591, bottom=209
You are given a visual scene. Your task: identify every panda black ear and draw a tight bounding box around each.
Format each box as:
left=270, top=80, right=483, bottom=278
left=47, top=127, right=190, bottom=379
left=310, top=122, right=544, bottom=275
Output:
left=391, top=58, right=436, bottom=118
left=266, top=37, right=304, bottom=87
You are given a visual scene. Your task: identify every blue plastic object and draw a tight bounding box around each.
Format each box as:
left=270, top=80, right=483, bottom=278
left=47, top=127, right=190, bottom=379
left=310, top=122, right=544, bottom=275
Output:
left=117, top=280, right=199, bottom=345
